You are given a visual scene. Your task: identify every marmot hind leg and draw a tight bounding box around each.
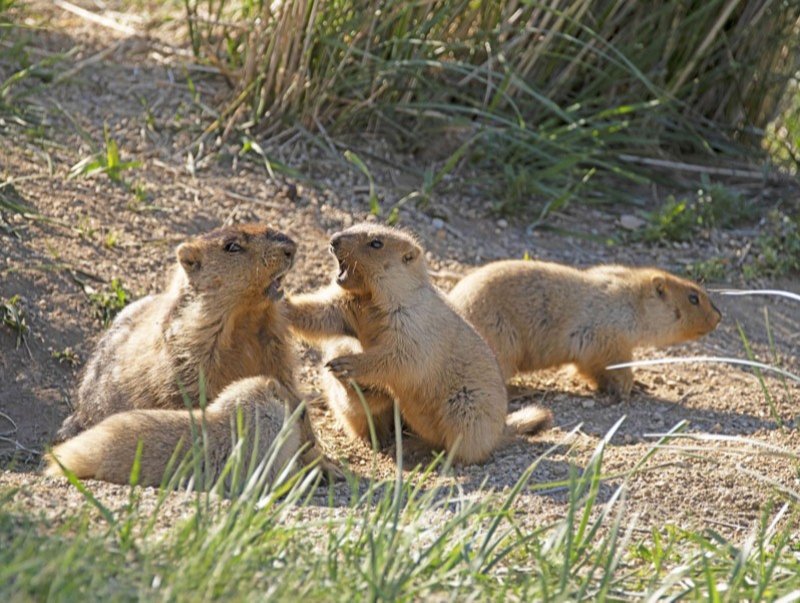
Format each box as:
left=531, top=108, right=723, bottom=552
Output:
left=436, top=387, right=506, bottom=465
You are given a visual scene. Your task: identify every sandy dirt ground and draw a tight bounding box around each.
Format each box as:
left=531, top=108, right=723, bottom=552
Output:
left=1, top=2, right=799, bottom=538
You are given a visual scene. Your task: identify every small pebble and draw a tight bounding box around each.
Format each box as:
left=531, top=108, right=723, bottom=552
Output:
left=619, top=214, right=646, bottom=231
left=283, top=183, right=299, bottom=201
left=431, top=218, right=445, bottom=230
left=496, top=218, right=508, bottom=229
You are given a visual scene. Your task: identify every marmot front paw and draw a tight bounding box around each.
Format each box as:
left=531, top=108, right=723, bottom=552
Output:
left=325, top=355, right=360, bottom=379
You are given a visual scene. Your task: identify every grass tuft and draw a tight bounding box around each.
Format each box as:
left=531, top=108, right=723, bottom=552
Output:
left=179, top=0, right=800, bottom=212
left=745, top=210, right=800, bottom=278
left=5, top=419, right=800, bottom=600
left=86, top=278, right=132, bottom=328
left=639, top=177, right=758, bottom=243
left=0, top=294, right=28, bottom=349
left=69, top=124, right=142, bottom=184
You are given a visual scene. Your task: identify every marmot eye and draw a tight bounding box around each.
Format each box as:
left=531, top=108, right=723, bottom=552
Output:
left=369, top=239, right=383, bottom=249
left=688, top=293, right=700, bottom=305
left=224, top=241, right=243, bottom=253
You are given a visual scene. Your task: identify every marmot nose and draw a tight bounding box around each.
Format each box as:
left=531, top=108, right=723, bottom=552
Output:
left=283, top=241, right=296, bottom=260
left=330, top=234, right=343, bottom=250
left=710, top=300, right=722, bottom=323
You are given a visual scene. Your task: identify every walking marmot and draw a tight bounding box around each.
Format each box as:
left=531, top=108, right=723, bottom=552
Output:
left=448, top=260, right=722, bottom=399
left=55, top=223, right=299, bottom=441
left=286, top=224, right=552, bottom=464
left=45, top=377, right=314, bottom=489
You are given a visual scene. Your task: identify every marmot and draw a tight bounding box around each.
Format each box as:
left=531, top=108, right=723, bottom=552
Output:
left=45, top=377, right=314, bottom=488
left=286, top=224, right=552, bottom=464
left=55, top=224, right=299, bottom=441
left=447, top=260, right=722, bottom=399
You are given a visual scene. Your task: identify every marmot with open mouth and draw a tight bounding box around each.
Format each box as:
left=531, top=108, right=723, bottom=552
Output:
left=286, top=224, right=552, bottom=464
left=55, top=223, right=300, bottom=441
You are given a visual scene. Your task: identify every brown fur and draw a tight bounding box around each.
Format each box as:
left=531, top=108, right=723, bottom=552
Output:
left=448, top=260, right=722, bottom=399
left=286, top=224, right=552, bottom=464
left=45, top=377, right=311, bottom=488
left=55, top=224, right=299, bottom=441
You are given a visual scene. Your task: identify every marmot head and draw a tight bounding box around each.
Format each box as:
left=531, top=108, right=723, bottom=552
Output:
left=644, top=270, right=722, bottom=344
left=176, top=224, right=296, bottom=301
left=328, top=223, right=426, bottom=297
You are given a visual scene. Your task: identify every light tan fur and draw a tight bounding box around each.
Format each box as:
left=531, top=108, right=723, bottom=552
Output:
left=45, top=377, right=311, bottom=488
left=320, top=338, right=397, bottom=447
left=448, top=260, right=722, bottom=399
left=286, top=224, right=552, bottom=464
left=56, top=224, right=300, bottom=441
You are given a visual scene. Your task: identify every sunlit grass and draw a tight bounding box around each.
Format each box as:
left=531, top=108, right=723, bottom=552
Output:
left=179, top=0, right=799, bottom=211
left=4, top=414, right=800, bottom=600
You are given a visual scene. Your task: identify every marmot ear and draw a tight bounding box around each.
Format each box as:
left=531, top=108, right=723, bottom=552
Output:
left=177, top=242, right=202, bottom=273
left=652, top=275, right=666, bottom=299
left=402, top=245, right=421, bottom=264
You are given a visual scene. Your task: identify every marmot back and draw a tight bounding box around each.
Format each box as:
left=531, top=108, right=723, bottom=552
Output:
left=56, top=223, right=299, bottom=441
left=287, top=224, right=552, bottom=464
left=448, top=260, right=722, bottom=399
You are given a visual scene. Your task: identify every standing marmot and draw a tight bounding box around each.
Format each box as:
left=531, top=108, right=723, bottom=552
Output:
left=448, top=260, right=722, bottom=399
left=45, top=377, right=313, bottom=488
left=56, top=224, right=299, bottom=441
left=286, top=224, right=552, bottom=464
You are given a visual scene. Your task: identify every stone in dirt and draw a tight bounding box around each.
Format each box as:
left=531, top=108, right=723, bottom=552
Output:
left=619, top=214, right=646, bottom=230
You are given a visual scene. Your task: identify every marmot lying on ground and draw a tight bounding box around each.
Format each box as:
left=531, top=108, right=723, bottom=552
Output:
left=46, top=377, right=315, bottom=489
